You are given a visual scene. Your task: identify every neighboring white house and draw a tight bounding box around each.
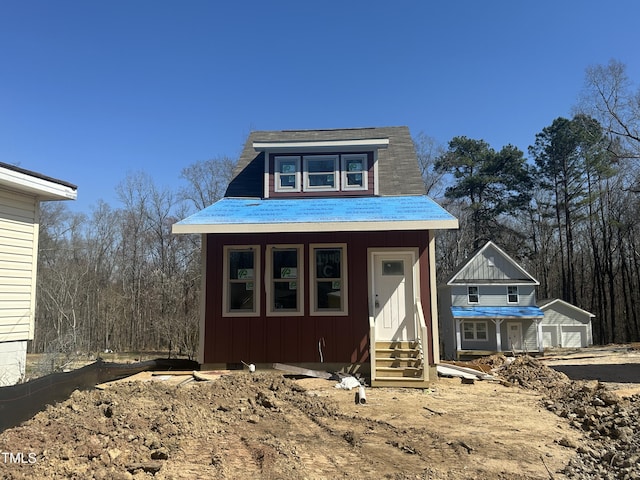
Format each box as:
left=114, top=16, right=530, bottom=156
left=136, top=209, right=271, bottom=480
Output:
left=538, top=298, right=594, bottom=349
left=0, top=162, right=77, bottom=386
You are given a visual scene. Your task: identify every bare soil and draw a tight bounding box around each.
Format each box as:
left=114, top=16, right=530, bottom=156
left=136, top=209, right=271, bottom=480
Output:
left=1, top=348, right=639, bottom=480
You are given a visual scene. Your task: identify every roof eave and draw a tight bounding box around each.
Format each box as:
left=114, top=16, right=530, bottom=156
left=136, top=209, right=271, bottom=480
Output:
left=252, top=138, right=390, bottom=152
left=172, top=218, right=459, bottom=235
left=0, top=169, right=78, bottom=201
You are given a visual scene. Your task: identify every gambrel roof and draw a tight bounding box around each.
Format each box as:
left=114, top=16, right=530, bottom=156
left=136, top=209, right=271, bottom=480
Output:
left=225, top=126, right=425, bottom=197
left=446, top=241, right=539, bottom=286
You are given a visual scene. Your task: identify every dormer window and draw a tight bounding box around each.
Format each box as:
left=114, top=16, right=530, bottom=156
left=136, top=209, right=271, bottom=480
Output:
left=304, top=155, right=339, bottom=191
left=342, top=154, right=368, bottom=190
left=274, top=156, right=301, bottom=192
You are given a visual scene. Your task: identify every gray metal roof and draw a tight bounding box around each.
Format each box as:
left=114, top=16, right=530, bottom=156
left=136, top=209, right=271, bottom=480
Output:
left=224, top=126, right=425, bottom=197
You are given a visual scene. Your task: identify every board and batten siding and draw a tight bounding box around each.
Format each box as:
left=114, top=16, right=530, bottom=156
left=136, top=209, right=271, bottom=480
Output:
left=452, top=245, right=533, bottom=284
left=0, top=189, right=38, bottom=343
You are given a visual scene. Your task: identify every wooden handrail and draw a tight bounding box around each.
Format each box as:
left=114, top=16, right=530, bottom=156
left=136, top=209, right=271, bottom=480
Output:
left=415, top=301, right=427, bottom=365
left=369, top=313, right=376, bottom=382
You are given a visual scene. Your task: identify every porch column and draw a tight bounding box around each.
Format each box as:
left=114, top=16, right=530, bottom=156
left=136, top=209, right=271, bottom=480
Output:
left=535, top=318, right=544, bottom=352
left=454, top=319, right=462, bottom=356
left=493, top=319, right=503, bottom=352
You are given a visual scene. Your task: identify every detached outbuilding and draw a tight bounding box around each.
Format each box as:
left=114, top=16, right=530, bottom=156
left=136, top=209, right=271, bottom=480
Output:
left=0, top=163, right=77, bottom=386
left=538, top=298, right=594, bottom=349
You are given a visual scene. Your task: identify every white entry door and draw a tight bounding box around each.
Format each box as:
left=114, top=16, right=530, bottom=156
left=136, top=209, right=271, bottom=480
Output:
left=372, top=253, right=415, bottom=341
left=507, top=322, right=523, bottom=351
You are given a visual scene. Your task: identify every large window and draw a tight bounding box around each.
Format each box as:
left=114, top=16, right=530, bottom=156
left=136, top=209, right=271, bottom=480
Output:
left=274, top=156, right=301, bottom=192
left=467, top=286, right=479, bottom=304
left=310, top=244, right=348, bottom=315
left=463, top=321, right=487, bottom=341
left=223, top=246, right=260, bottom=316
left=341, top=154, right=368, bottom=191
left=267, top=245, right=303, bottom=315
left=303, top=155, right=339, bottom=191
left=507, top=286, right=519, bottom=304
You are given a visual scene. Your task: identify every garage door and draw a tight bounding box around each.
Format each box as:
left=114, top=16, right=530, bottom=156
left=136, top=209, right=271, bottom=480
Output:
left=561, top=327, right=585, bottom=348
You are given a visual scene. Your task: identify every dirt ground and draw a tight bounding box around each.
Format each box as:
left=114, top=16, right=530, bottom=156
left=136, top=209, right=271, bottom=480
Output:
left=0, top=347, right=639, bottom=480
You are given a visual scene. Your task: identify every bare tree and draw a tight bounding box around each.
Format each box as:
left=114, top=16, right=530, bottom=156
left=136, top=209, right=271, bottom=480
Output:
left=577, top=59, right=640, bottom=161
left=413, top=132, right=447, bottom=198
left=179, top=156, right=236, bottom=211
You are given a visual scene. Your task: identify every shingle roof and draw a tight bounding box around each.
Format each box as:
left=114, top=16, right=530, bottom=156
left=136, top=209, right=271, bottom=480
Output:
left=224, top=126, right=425, bottom=197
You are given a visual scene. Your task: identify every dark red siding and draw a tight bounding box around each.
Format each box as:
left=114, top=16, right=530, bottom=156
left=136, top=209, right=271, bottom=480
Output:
left=203, top=230, right=433, bottom=365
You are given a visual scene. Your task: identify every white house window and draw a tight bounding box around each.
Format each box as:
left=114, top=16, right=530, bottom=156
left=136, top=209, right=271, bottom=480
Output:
left=274, top=156, right=301, bottom=192
left=267, top=246, right=303, bottom=315
left=463, top=321, right=487, bottom=341
left=304, top=155, right=339, bottom=191
left=507, top=286, right=519, bottom=304
left=468, top=286, right=479, bottom=304
left=223, top=246, right=260, bottom=316
left=341, top=154, right=367, bottom=190
left=310, top=244, right=348, bottom=315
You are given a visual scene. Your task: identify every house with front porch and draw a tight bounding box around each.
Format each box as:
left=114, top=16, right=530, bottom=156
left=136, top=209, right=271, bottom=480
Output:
left=173, top=126, right=458, bottom=387
left=439, top=241, right=545, bottom=359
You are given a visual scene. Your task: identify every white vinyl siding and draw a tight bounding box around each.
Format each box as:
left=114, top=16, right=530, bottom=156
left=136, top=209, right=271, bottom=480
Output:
left=450, top=285, right=536, bottom=307
left=0, top=190, right=38, bottom=343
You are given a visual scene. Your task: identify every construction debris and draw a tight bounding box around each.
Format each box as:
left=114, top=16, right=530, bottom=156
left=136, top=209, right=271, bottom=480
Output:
left=272, top=363, right=334, bottom=379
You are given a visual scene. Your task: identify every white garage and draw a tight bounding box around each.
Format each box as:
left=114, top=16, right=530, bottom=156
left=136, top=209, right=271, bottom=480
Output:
left=539, top=299, right=594, bottom=349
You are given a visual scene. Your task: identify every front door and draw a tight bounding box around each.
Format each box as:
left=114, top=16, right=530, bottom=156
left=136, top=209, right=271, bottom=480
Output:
left=507, top=322, right=523, bottom=351
left=371, top=253, right=415, bottom=341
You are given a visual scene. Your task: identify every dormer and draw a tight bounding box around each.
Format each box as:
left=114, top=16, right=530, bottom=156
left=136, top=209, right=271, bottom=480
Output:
left=253, top=137, right=389, bottom=198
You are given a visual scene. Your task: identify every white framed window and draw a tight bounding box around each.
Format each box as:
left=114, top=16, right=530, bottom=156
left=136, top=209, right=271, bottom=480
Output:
left=223, top=246, right=260, bottom=316
left=341, top=154, right=368, bottom=191
left=463, top=321, right=488, bottom=341
left=266, top=245, right=303, bottom=316
left=467, top=286, right=479, bottom=304
left=274, top=156, right=301, bottom=192
left=310, top=244, right=348, bottom=315
left=507, top=285, right=519, bottom=304
left=303, top=155, right=339, bottom=191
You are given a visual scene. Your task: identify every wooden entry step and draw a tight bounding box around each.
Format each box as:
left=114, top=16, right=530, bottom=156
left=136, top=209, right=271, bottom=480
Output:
left=372, top=340, right=429, bottom=388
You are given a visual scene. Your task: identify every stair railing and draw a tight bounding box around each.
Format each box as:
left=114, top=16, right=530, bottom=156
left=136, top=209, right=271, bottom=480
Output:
left=415, top=300, right=427, bottom=379
left=369, top=310, right=376, bottom=383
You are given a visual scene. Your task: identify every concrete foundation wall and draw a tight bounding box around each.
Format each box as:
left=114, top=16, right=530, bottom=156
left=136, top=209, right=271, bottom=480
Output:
left=0, top=340, right=27, bottom=386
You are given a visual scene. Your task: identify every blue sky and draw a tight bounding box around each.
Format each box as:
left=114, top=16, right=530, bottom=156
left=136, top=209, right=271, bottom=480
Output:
left=1, top=1, right=639, bottom=213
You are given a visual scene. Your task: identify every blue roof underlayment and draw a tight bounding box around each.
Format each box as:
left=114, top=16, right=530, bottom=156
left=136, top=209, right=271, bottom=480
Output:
left=175, top=195, right=456, bottom=226
left=451, top=306, right=544, bottom=318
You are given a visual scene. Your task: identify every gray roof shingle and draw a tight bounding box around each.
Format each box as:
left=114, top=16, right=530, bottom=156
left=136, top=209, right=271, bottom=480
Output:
left=224, top=126, right=425, bottom=197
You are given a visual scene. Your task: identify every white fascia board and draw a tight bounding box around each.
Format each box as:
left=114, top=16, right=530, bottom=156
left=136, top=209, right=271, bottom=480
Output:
left=0, top=168, right=77, bottom=201
left=253, top=138, right=390, bottom=151
left=172, top=218, right=459, bottom=235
